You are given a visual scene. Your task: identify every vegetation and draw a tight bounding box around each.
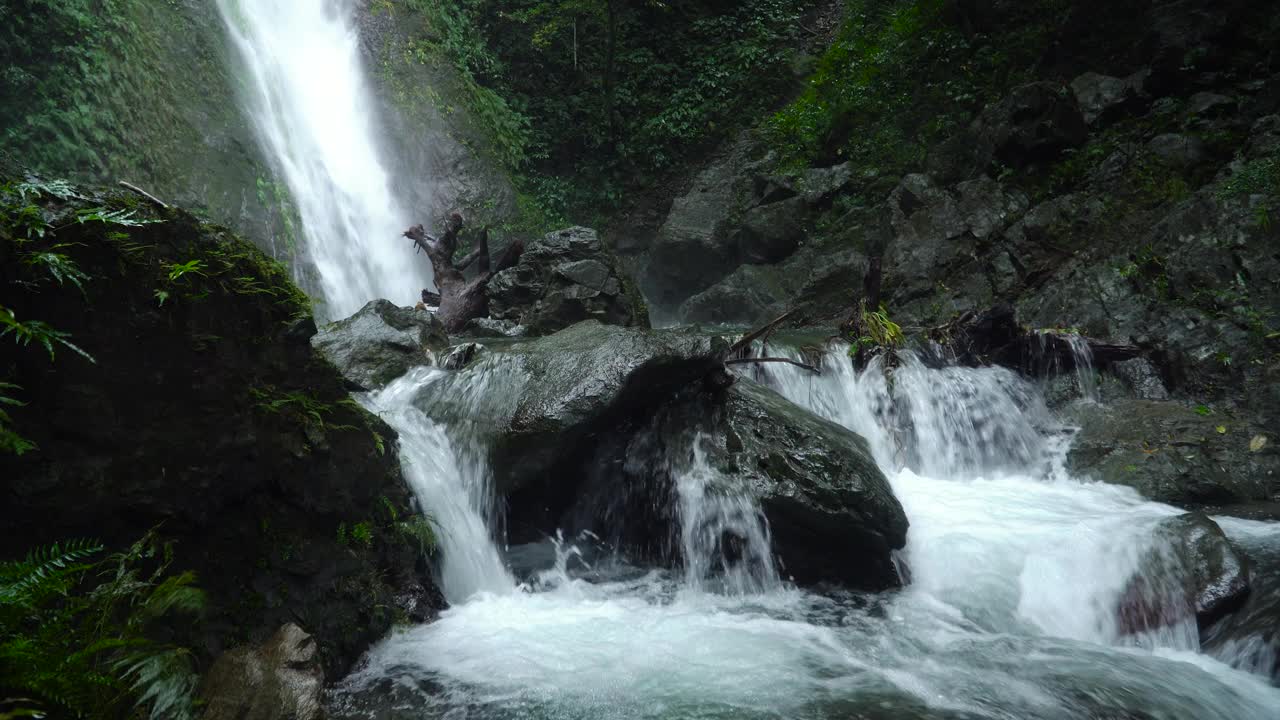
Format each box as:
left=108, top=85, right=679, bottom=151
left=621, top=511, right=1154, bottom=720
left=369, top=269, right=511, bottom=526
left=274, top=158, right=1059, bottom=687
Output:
left=0, top=533, right=204, bottom=720
left=847, top=303, right=904, bottom=359
left=398, top=0, right=815, bottom=218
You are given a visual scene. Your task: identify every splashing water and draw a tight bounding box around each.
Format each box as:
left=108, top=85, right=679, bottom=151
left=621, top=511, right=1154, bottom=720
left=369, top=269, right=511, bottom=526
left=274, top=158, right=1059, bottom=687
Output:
left=332, top=338, right=1280, bottom=719
left=677, top=436, right=780, bottom=595
left=217, top=0, right=431, bottom=319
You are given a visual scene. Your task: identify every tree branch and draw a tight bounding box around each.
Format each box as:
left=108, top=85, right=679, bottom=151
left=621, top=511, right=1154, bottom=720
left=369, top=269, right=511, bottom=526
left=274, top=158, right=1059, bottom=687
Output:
left=724, top=357, right=820, bottom=373
left=118, top=181, right=167, bottom=208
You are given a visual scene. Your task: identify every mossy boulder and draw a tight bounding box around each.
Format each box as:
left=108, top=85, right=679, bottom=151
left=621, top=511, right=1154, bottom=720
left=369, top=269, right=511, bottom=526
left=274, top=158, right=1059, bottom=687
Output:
left=0, top=173, right=439, bottom=679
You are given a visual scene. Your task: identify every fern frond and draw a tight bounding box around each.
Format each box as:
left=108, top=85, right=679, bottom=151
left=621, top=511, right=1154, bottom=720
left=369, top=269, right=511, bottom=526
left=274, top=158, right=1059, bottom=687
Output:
left=0, top=539, right=103, bottom=602
left=114, top=647, right=200, bottom=720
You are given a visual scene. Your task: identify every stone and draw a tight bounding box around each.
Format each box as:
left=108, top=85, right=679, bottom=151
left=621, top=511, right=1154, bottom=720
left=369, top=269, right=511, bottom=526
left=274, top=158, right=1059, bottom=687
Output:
left=1066, top=400, right=1279, bottom=508
left=441, top=342, right=484, bottom=370
left=983, top=82, right=1088, bottom=167
left=200, top=624, right=323, bottom=720
left=487, top=226, right=647, bottom=336
left=736, top=196, right=808, bottom=264
left=704, top=378, right=908, bottom=589
left=1070, top=70, right=1150, bottom=125
left=1147, top=133, right=1208, bottom=169
left=1118, top=514, right=1251, bottom=634
left=311, top=299, right=448, bottom=390
left=1106, top=358, right=1170, bottom=401
left=413, top=321, right=728, bottom=497
left=1187, top=92, right=1236, bottom=118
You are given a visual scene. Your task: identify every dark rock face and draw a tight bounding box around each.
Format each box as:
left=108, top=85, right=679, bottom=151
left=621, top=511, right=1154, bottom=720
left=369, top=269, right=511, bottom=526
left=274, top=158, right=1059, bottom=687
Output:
left=738, top=196, right=808, bottom=264
left=703, top=378, right=908, bottom=589
left=1202, top=535, right=1280, bottom=682
left=1119, top=513, right=1251, bottom=634
left=0, top=180, right=438, bottom=679
left=486, top=227, right=647, bottom=336
left=1066, top=400, right=1278, bottom=508
left=981, top=82, right=1089, bottom=168
left=1071, top=70, right=1151, bottom=126
left=201, top=624, right=323, bottom=720
left=312, top=299, right=448, bottom=390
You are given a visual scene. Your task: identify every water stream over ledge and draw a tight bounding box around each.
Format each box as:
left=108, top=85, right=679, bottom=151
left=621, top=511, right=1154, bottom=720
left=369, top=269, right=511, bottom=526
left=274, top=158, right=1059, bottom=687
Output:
left=334, top=343, right=1280, bottom=720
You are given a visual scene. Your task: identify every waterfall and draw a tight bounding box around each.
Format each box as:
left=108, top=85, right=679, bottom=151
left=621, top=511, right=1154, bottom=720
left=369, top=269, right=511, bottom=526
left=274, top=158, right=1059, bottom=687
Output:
left=363, top=368, right=513, bottom=603
left=217, top=0, right=431, bottom=319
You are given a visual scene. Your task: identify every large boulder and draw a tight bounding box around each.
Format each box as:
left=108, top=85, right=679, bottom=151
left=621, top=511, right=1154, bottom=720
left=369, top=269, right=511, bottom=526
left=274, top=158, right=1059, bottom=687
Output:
left=736, top=196, right=808, bottom=264
left=1066, top=400, right=1278, bottom=508
left=412, top=321, right=727, bottom=497
left=702, top=378, right=908, bottom=589
left=200, top=624, right=323, bottom=720
left=311, top=299, right=448, bottom=390
left=1118, top=513, right=1251, bottom=634
left=486, top=227, right=648, bottom=336
left=0, top=178, right=437, bottom=679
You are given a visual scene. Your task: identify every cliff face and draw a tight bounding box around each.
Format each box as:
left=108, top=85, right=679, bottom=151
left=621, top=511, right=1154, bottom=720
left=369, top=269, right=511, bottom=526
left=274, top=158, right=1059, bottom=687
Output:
left=0, top=171, right=440, bottom=678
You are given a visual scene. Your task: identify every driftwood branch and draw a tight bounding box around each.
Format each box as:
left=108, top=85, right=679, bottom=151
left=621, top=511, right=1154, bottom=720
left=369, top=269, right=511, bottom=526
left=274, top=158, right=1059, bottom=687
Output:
left=118, top=181, right=168, bottom=208
left=723, top=310, right=793, bottom=359
left=724, top=357, right=820, bottom=373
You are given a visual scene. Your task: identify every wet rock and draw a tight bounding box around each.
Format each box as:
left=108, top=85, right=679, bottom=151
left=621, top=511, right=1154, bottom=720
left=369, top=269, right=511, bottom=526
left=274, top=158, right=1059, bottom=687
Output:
left=1119, top=513, right=1251, bottom=635
left=1071, top=70, right=1150, bottom=125
left=200, top=624, right=323, bottom=720
left=706, top=378, right=909, bottom=589
left=1202, top=539, right=1280, bottom=682
left=311, top=299, right=448, bottom=390
left=1147, top=133, right=1207, bottom=169
left=1066, top=400, right=1279, bottom=508
left=737, top=196, right=808, bottom=264
left=441, top=342, right=484, bottom=370
left=1106, top=358, right=1170, bottom=401
left=487, top=226, right=647, bottom=336
left=464, top=316, right=526, bottom=338
left=414, top=321, right=727, bottom=497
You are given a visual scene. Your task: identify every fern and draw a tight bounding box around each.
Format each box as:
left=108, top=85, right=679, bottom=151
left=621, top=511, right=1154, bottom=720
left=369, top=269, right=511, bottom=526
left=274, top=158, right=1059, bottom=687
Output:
left=165, top=259, right=207, bottom=283
left=21, top=249, right=90, bottom=293
left=0, top=533, right=204, bottom=720
left=0, top=382, right=37, bottom=456
left=0, top=308, right=95, bottom=363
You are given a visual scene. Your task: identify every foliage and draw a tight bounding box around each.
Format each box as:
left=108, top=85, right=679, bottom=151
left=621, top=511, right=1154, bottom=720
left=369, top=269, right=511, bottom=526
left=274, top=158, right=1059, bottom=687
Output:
left=848, top=303, right=904, bottom=358
left=165, top=259, right=207, bottom=284
left=0, top=382, right=36, bottom=456
left=0, top=533, right=204, bottom=720
left=1217, top=152, right=1280, bottom=205
left=0, top=307, right=95, bottom=363
left=405, top=0, right=813, bottom=215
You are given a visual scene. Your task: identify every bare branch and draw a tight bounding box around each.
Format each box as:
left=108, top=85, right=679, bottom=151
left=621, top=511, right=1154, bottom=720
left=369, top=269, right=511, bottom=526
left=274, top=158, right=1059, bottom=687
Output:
left=724, top=357, right=820, bottom=373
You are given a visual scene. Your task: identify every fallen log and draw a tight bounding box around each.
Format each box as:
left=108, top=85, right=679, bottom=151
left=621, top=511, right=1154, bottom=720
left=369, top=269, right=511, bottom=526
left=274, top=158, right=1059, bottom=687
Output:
left=724, top=357, right=820, bottom=373
left=404, top=212, right=524, bottom=333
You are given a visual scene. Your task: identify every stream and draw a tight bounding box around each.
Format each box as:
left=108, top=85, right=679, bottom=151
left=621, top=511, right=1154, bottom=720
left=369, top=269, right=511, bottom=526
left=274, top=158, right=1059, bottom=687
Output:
left=330, top=349, right=1280, bottom=720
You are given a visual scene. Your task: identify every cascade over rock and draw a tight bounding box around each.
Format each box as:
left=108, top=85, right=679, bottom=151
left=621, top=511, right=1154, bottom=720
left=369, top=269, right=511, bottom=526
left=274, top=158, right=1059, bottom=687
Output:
left=486, top=226, right=648, bottom=336
left=695, top=377, right=908, bottom=589
left=312, top=299, right=448, bottom=390
left=1119, top=513, right=1251, bottom=633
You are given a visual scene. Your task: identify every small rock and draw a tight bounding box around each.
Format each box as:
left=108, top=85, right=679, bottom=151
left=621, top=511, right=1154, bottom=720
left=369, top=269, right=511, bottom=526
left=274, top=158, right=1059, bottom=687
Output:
left=1147, top=133, right=1207, bottom=169
left=200, top=623, right=323, bottom=720
left=1187, top=92, right=1237, bottom=118
left=442, top=342, right=484, bottom=370
left=311, top=299, right=448, bottom=390
left=1071, top=70, right=1150, bottom=125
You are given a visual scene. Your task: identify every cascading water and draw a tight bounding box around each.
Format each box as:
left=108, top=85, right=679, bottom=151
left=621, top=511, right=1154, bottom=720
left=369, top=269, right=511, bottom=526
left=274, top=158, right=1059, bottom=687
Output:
left=217, top=0, right=431, bottom=319
left=331, top=339, right=1280, bottom=719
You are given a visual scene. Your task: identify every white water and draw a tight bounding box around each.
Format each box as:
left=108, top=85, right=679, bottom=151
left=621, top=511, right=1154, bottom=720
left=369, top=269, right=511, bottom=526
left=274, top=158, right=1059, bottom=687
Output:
left=333, top=342, right=1280, bottom=719
left=218, top=0, right=431, bottom=319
